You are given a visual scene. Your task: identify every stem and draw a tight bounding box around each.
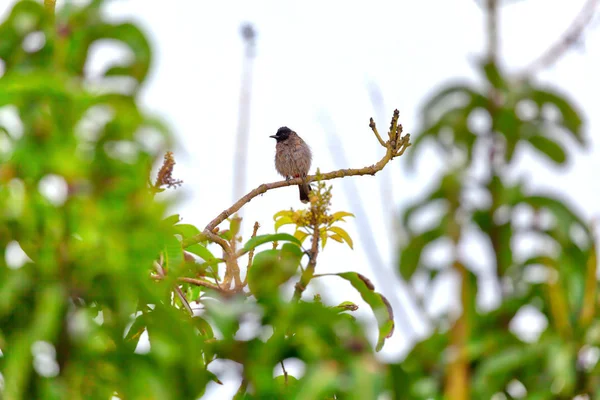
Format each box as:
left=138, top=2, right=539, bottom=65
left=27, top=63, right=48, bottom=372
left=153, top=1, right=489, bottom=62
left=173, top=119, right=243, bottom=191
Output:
left=293, top=222, right=320, bottom=301
left=44, top=0, right=56, bottom=15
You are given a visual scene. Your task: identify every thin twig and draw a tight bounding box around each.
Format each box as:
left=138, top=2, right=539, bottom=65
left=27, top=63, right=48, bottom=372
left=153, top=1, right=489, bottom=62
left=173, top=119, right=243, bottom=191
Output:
left=518, top=0, right=599, bottom=78
left=153, top=261, right=194, bottom=315
left=174, top=286, right=194, bottom=315
left=178, top=277, right=236, bottom=294
left=280, top=360, right=288, bottom=384
left=242, top=222, right=260, bottom=286
left=369, top=117, right=386, bottom=147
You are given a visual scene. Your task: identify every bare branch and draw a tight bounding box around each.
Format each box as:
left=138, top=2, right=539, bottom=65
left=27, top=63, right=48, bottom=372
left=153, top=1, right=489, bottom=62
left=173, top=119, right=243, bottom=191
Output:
left=183, top=129, right=410, bottom=250
left=518, top=0, right=599, bottom=78
left=369, top=118, right=386, bottom=147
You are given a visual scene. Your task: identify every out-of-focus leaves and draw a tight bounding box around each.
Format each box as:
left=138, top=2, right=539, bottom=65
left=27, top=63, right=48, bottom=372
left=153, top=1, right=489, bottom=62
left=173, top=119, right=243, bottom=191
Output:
left=528, top=87, right=584, bottom=144
left=409, top=83, right=487, bottom=167
left=184, top=243, right=216, bottom=262
left=247, top=244, right=303, bottom=301
left=173, top=223, right=200, bottom=240
left=163, top=234, right=183, bottom=271
left=162, top=214, right=180, bottom=226
left=472, top=343, right=545, bottom=396
left=316, top=272, right=394, bottom=351
left=399, top=225, right=447, bottom=280
left=527, top=135, right=567, bottom=164
left=482, top=60, right=507, bottom=90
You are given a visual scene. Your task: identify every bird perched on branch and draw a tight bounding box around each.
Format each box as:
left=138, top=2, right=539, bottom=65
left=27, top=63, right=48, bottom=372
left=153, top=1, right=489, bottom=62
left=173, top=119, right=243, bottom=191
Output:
left=270, top=127, right=312, bottom=203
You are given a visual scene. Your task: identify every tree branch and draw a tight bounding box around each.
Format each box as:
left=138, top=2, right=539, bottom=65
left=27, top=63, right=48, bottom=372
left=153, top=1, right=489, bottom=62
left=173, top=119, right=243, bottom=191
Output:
left=183, top=123, right=411, bottom=249
left=518, top=0, right=599, bottom=78
left=293, top=211, right=321, bottom=301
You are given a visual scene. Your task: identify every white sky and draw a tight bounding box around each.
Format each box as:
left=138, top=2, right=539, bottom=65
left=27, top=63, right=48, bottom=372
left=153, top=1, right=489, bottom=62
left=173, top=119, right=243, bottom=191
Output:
left=3, top=0, right=600, bottom=397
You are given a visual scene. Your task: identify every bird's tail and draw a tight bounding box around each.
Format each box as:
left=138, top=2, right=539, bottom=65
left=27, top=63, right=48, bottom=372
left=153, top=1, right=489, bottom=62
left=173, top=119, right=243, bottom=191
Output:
left=299, top=183, right=311, bottom=203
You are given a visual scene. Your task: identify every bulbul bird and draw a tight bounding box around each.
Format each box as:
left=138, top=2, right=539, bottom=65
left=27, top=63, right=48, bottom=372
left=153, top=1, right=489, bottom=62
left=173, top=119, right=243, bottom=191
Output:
left=270, top=127, right=312, bottom=203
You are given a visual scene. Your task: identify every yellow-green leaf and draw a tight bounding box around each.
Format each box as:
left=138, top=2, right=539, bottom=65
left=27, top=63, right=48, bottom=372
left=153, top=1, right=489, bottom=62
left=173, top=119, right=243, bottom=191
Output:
left=331, top=211, right=355, bottom=222
left=328, top=226, right=353, bottom=249
left=329, top=234, right=344, bottom=243
left=273, top=210, right=293, bottom=220
left=275, top=216, right=294, bottom=231
left=320, top=228, right=328, bottom=249
left=294, top=229, right=310, bottom=244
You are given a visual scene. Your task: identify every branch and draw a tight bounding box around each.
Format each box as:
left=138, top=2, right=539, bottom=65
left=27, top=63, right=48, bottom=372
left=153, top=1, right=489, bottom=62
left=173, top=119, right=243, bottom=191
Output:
left=518, top=0, right=599, bottom=78
left=183, top=119, right=410, bottom=248
left=153, top=261, right=193, bottom=315
left=293, top=212, right=321, bottom=301
left=44, top=0, right=56, bottom=15
left=241, top=221, right=260, bottom=287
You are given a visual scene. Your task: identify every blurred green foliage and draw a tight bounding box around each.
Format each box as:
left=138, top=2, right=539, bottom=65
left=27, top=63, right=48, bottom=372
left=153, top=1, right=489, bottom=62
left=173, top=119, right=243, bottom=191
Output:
left=395, top=56, right=598, bottom=400
left=0, top=1, right=393, bottom=399
left=1, top=0, right=598, bottom=399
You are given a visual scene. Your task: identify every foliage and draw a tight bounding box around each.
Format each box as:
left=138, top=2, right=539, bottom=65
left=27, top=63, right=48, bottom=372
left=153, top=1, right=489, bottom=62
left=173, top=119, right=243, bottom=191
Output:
left=0, top=2, right=394, bottom=399
left=395, top=58, right=598, bottom=398
left=1, top=0, right=597, bottom=399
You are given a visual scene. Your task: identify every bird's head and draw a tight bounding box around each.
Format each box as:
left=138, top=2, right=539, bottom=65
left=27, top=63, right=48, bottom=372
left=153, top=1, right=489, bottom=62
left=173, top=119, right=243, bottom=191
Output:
left=270, top=126, right=292, bottom=143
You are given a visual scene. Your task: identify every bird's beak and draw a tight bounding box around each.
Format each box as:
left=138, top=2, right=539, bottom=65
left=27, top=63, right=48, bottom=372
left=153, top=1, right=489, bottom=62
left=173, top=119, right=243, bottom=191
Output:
left=269, top=135, right=278, bottom=139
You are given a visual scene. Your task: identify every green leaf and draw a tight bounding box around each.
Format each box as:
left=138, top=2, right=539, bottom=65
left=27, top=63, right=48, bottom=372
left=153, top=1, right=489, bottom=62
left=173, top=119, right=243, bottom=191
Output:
left=521, top=195, right=589, bottom=244
left=481, top=61, right=506, bottom=90
left=164, top=234, right=184, bottom=270
left=316, top=272, right=394, bottom=351
left=185, top=243, right=216, bottom=262
left=473, top=343, right=545, bottom=396
left=173, top=223, right=201, bottom=239
left=529, top=88, right=583, bottom=144
left=247, top=246, right=302, bottom=300
left=399, top=226, right=446, bottom=280
left=101, top=23, right=152, bottom=83
left=327, top=226, right=353, bottom=249
left=242, top=233, right=301, bottom=252
left=163, top=214, right=181, bottom=226
left=527, top=135, right=566, bottom=164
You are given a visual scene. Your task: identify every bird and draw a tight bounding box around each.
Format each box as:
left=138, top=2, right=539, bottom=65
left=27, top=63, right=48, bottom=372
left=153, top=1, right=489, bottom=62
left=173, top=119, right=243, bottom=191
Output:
left=270, top=127, right=312, bottom=203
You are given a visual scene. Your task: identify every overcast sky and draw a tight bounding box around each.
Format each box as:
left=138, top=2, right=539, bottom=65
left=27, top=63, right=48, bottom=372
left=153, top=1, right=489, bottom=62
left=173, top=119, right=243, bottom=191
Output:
left=3, top=0, right=599, bottom=397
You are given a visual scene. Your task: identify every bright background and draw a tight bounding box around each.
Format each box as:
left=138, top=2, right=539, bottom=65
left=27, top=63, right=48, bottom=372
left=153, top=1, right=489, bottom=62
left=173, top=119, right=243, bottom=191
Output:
left=3, top=1, right=598, bottom=397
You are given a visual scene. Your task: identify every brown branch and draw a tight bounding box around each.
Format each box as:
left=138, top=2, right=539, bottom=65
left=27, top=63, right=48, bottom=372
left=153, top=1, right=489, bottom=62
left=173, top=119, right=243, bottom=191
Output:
left=44, top=0, right=56, bottom=15
left=153, top=261, right=193, bottom=315
left=293, top=212, right=321, bottom=301
left=241, top=221, right=260, bottom=287
left=518, top=0, right=599, bottom=78
left=184, top=130, right=410, bottom=249
left=178, top=277, right=230, bottom=293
